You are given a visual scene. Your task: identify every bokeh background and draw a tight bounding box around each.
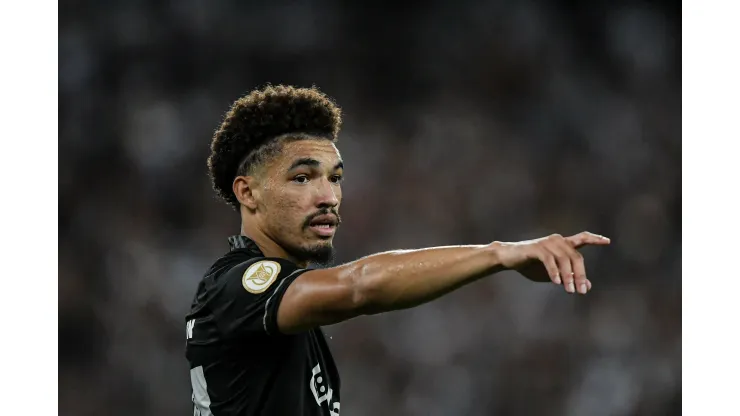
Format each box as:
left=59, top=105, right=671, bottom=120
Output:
left=59, top=1, right=681, bottom=415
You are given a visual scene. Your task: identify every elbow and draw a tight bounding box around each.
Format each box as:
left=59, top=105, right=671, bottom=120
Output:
left=345, top=262, right=379, bottom=315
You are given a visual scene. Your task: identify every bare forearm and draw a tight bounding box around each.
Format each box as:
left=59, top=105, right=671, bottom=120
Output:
left=338, top=244, right=503, bottom=314
left=278, top=232, right=609, bottom=333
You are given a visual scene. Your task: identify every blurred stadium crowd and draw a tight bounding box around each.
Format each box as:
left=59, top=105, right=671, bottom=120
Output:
left=59, top=0, right=680, bottom=415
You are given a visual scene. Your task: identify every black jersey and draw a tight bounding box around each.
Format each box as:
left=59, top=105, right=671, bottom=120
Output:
left=185, top=235, right=341, bottom=416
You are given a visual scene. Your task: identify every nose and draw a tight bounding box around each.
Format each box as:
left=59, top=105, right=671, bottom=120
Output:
left=315, top=178, right=339, bottom=208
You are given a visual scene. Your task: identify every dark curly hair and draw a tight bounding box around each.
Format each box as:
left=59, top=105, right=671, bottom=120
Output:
left=208, top=85, right=342, bottom=210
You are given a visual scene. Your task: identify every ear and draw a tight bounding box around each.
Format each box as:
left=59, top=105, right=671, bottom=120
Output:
left=233, top=175, right=259, bottom=210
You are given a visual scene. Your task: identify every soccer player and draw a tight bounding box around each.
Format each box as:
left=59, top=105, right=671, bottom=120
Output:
left=185, top=85, right=610, bottom=415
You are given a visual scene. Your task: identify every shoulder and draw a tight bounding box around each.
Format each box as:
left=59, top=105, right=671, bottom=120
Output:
left=214, top=251, right=307, bottom=295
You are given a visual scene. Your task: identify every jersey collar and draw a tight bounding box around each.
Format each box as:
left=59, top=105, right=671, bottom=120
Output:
left=228, top=235, right=264, bottom=256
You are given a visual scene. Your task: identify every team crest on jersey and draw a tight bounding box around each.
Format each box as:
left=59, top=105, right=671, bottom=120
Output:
left=242, top=260, right=281, bottom=294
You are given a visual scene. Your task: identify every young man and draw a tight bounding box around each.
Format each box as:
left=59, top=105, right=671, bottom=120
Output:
left=185, top=85, right=610, bottom=415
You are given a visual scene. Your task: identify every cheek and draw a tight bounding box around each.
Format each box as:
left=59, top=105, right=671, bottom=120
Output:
left=269, top=189, right=309, bottom=225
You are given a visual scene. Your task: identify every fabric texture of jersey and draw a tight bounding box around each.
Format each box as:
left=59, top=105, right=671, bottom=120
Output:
left=185, top=235, right=341, bottom=415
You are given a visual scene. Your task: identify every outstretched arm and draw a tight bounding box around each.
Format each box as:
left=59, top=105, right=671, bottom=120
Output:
left=277, top=232, right=610, bottom=334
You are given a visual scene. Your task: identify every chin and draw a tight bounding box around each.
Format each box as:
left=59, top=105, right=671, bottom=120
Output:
left=305, top=241, right=335, bottom=266
left=286, top=239, right=336, bottom=267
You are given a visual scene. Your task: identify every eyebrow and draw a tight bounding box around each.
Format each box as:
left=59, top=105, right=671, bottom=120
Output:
left=288, top=158, right=344, bottom=171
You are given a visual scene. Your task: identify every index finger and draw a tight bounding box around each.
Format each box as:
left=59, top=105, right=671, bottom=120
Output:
left=566, top=232, right=611, bottom=248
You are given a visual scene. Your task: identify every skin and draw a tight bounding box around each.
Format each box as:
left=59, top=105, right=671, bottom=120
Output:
left=231, top=137, right=610, bottom=334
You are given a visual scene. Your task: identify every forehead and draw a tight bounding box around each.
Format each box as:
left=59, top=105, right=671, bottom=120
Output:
left=275, top=139, right=341, bottom=168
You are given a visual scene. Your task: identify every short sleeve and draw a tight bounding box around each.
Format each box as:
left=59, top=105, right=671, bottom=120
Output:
left=210, top=257, right=309, bottom=337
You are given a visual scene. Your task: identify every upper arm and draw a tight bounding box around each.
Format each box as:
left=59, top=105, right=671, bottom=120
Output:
left=210, top=258, right=364, bottom=337
left=210, top=258, right=310, bottom=337
left=276, top=265, right=365, bottom=334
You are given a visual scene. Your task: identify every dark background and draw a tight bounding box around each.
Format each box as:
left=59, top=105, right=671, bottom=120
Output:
left=59, top=1, right=681, bottom=415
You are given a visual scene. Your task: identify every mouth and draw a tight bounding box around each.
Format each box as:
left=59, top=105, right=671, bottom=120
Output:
left=308, top=215, right=339, bottom=238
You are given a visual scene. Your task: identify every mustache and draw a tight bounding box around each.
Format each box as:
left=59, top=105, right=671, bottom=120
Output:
left=303, top=209, right=342, bottom=228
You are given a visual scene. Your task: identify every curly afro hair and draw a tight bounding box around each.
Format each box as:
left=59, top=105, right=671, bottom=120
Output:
left=208, top=85, right=342, bottom=210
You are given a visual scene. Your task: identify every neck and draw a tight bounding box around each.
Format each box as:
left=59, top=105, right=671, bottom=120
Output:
left=240, top=222, right=308, bottom=268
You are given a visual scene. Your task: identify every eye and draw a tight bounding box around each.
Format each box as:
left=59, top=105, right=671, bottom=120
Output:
left=330, top=175, right=343, bottom=184
left=293, top=175, right=309, bottom=184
